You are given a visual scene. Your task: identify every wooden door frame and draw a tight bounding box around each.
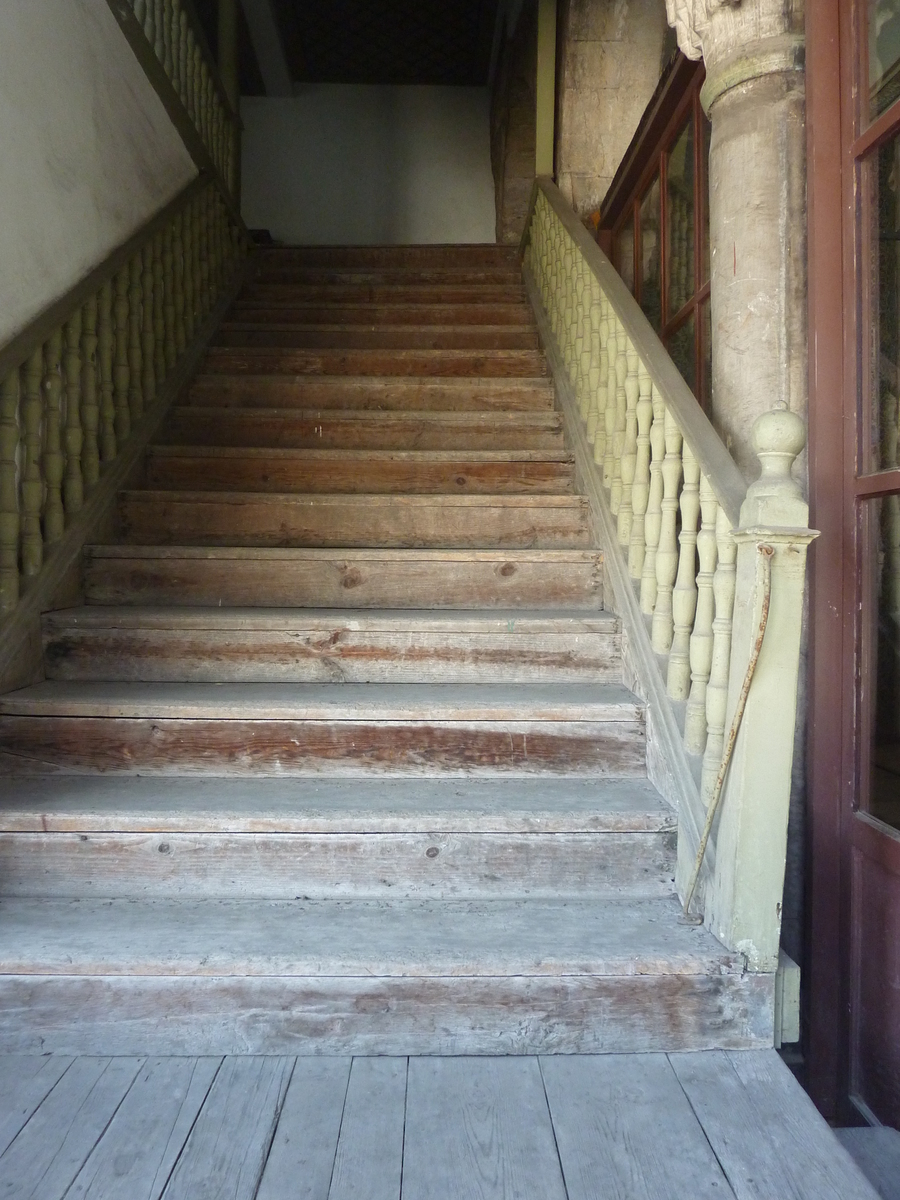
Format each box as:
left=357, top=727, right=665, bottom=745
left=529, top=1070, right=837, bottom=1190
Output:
left=806, top=0, right=850, bottom=1122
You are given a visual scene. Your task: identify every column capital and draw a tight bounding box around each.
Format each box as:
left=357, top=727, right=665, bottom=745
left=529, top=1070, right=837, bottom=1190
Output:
left=665, top=0, right=805, bottom=111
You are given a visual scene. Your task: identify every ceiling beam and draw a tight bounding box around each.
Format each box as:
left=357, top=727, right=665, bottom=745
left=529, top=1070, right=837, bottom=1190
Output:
left=239, top=0, right=293, bottom=97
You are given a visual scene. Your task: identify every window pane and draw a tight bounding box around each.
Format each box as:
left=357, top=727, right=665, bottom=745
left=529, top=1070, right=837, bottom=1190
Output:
left=667, top=118, right=695, bottom=316
left=701, top=111, right=711, bottom=285
left=870, top=0, right=900, bottom=119
left=667, top=310, right=697, bottom=394
left=866, top=494, right=900, bottom=831
left=639, top=175, right=662, bottom=330
left=870, top=134, right=900, bottom=470
left=617, top=219, right=635, bottom=294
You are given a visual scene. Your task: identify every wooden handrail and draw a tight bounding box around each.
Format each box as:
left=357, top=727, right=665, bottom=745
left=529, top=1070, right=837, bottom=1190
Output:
left=532, top=178, right=746, bottom=526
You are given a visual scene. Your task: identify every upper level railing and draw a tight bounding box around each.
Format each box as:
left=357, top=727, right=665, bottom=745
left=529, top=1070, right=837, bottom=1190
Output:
left=110, top=0, right=241, bottom=199
left=0, top=177, right=248, bottom=624
left=523, top=178, right=814, bottom=970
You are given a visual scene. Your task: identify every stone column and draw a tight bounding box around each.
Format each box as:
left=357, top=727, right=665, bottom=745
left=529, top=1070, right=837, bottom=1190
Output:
left=666, top=0, right=807, bottom=482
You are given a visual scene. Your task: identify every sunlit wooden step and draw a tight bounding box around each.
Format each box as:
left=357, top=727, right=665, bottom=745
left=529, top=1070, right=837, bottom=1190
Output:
left=213, top=323, right=540, bottom=351
left=201, top=346, right=548, bottom=377
left=226, top=302, right=536, bottom=326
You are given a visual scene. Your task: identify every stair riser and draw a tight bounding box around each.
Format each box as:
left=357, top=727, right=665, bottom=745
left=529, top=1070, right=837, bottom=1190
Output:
left=42, top=629, right=621, bottom=685
left=214, top=327, right=541, bottom=351
left=227, top=304, right=536, bottom=326
left=0, top=831, right=676, bottom=900
left=256, top=247, right=520, bottom=268
left=0, top=717, right=645, bottom=776
left=164, top=412, right=563, bottom=451
left=240, top=285, right=528, bottom=305
left=254, top=269, right=523, bottom=286
left=117, top=496, right=592, bottom=550
left=83, top=555, right=604, bottom=609
left=187, top=377, right=555, bottom=411
left=202, top=348, right=548, bottom=377
left=144, top=456, right=576, bottom=495
left=0, top=974, right=774, bottom=1055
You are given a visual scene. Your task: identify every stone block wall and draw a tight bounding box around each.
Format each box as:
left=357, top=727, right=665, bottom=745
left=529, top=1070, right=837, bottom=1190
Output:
left=490, top=2, right=537, bottom=245
left=555, top=0, right=671, bottom=216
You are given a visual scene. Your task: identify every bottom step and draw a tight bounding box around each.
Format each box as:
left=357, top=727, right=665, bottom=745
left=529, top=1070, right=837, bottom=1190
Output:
left=0, top=896, right=774, bottom=1055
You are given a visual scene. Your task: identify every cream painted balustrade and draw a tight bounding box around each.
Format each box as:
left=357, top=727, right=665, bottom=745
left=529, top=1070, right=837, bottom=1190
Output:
left=111, top=0, right=241, bottom=198
left=0, top=177, right=247, bottom=622
left=522, top=179, right=815, bottom=970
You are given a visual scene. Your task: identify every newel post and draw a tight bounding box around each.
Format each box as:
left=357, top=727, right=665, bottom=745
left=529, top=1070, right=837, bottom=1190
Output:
left=703, top=407, right=817, bottom=972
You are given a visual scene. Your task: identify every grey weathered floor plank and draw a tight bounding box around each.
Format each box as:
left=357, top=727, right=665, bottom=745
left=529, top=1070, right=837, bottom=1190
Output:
left=669, top=1050, right=881, bottom=1200
left=65, top=1057, right=221, bottom=1199
left=835, top=1128, right=900, bottom=1200
left=0, top=1057, right=142, bottom=1200
left=161, top=1056, right=293, bottom=1200
left=403, top=1056, right=567, bottom=1200
left=328, top=1057, right=407, bottom=1200
left=0, top=1056, right=73, bottom=1160
left=256, top=1058, right=351, bottom=1200
left=540, top=1052, right=735, bottom=1200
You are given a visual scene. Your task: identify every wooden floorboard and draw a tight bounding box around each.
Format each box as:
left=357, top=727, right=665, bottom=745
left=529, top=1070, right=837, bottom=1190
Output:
left=0, top=1051, right=881, bottom=1200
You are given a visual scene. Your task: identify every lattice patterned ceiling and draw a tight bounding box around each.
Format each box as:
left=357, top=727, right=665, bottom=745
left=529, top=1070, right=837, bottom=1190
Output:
left=273, top=0, right=500, bottom=86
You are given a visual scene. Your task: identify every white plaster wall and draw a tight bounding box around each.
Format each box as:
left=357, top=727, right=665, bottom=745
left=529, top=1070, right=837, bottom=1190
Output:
left=241, top=86, right=496, bottom=244
left=0, top=0, right=197, bottom=346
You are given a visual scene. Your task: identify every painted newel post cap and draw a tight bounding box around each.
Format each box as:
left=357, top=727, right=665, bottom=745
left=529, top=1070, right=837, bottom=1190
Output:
left=751, top=406, right=806, bottom=483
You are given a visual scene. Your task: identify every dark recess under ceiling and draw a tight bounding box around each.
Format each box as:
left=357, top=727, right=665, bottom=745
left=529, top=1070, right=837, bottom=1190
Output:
left=191, top=0, right=501, bottom=94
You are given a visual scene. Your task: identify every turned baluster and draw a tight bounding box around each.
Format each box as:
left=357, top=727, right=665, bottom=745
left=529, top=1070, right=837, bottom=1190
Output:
left=98, top=280, right=117, bottom=463
left=81, top=296, right=100, bottom=491
left=602, top=316, right=618, bottom=489
left=173, top=211, right=187, bottom=356
left=182, top=204, right=195, bottom=340
left=617, top=344, right=639, bottom=546
left=128, top=254, right=144, bottom=423
left=586, top=279, right=603, bottom=446
left=21, top=349, right=44, bottom=575
left=640, top=385, right=666, bottom=613
left=41, top=330, right=65, bottom=545
left=0, top=369, right=20, bottom=611
left=177, top=10, right=190, bottom=102
left=609, top=330, right=628, bottom=515
left=113, top=268, right=132, bottom=445
left=629, top=362, right=652, bottom=581
left=162, top=224, right=177, bottom=370
left=162, top=0, right=175, bottom=78
left=152, top=230, right=167, bottom=382
left=590, top=292, right=607, bottom=463
left=63, top=311, right=84, bottom=518
left=701, top=508, right=737, bottom=799
left=651, top=408, right=683, bottom=654
left=572, top=260, right=586, bottom=400
left=684, top=473, right=719, bottom=754
left=151, top=0, right=165, bottom=62
left=667, top=441, right=700, bottom=700
left=198, top=196, right=212, bottom=315
left=141, top=242, right=156, bottom=410
left=134, top=1, right=149, bottom=37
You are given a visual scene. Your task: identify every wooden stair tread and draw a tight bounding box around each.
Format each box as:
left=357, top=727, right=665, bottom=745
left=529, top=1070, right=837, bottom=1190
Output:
left=0, top=776, right=671, bottom=834
left=87, top=545, right=601, bottom=562
left=147, top=446, right=572, bottom=462
left=186, top=376, right=556, bottom=411
left=201, top=348, right=548, bottom=377
left=121, top=490, right=586, bottom=508
left=0, top=895, right=739, bottom=978
left=168, top=405, right=561, bottom=425
left=257, top=245, right=520, bottom=266
left=43, top=606, right=617, bottom=633
left=226, top=304, right=536, bottom=325
left=0, top=681, right=642, bottom=721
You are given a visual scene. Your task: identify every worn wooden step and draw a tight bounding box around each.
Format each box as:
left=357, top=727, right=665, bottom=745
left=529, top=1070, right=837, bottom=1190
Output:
left=163, top=407, right=563, bottom=451
left=143, top=447, right=576, bottom=495
left=83, top=546, right=604, bottom=609
left=186, top=376, right=556, bottom=412
left=42, top=608, right=619, bottom=684
left=213, top=324, right=540, bottom=351
left=0, top=775, right=671, bottom=834
left=0, top=774, right=674, bottom=901
left=256, top=245, right=520, bottom=268
left=201, top=347, right=548, bottom=377
left=227, top=303, right=536, bottom=326
left=0, top=682, right=645, bottom=776
left=0, top=895, right=772, bottom=1055
left=253, top=267, right=523, bottom=287
left=239, top=283, right=529, bottom=306
left=117, top=491, right=592, bottom=549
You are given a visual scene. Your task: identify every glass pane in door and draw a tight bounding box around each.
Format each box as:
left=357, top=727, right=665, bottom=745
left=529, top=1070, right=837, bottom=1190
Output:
left=870, top=0, right=900, bottom=118
left=866, top=494, right=900, bottom=831
left=667, top=311, right=697, bottom=394
left=868, top=133, right=900, bottom=470
left=667, top=118, right=695, bottom=317
left=617, top=219, right=635, bottom=294
left=639, top=175, right=662, bottom=330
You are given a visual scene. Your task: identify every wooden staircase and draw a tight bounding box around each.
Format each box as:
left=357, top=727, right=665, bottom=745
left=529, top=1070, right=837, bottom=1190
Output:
left=0, top=245, right=772, bottom=1054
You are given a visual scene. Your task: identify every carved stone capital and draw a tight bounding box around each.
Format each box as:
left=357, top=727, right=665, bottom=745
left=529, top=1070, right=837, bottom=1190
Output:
left=664, top=0, right=741, bottom=62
